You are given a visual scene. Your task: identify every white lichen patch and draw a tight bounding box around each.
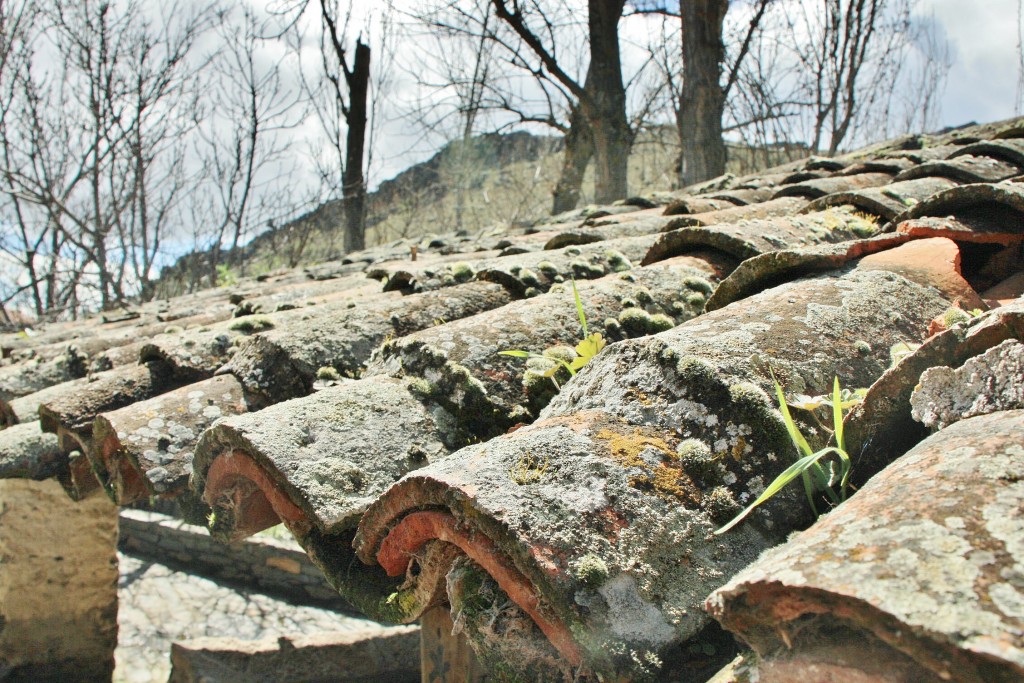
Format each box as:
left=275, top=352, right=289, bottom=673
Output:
left=982, top=478, right=1024, bottom=569
left=989, top=583, right=1024, bottom=620
left=911, top=340, right=1024, bottom=429
left=805, top=517, right=1001, bottom=636
left=944, top=516, right=965, bottom=530
left=537, top=475, right=609, bottom=514
left=168, top=423, right=194, bottom=441
left=597, top=574, right=676, bottom=646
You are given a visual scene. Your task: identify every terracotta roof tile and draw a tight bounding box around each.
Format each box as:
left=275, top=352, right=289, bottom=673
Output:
left=706, top=409, right=1024, bottom=683
left=2, top=115, right=1023, bottom=681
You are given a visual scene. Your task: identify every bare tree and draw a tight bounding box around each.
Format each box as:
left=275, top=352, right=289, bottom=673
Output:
left=409, top=1, right=497, bottom=230
left=406, top=0, right=583, bottom=215
left=891, top=12, right=951, bottom=136
left=0, top=0, right=54, bottom=319
left=279, top=0, right=375, bottom=254
left=492, top=0, right=630, bottom=204
left=716, top=0, right=945, bottom=162
left=785, top=0, right=914, bottom=155
left=195, top=6, right=303, bottom=285
left=1018, top=0, right=1024, bottom=115
left=637, top=0, right=773, bottom=186
left=0, top=0, right=216, bottom=314
left=678, top=0, right=730, bottom=186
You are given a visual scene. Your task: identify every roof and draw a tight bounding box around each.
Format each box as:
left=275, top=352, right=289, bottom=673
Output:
left=2, top=116, right=1024, bottom=680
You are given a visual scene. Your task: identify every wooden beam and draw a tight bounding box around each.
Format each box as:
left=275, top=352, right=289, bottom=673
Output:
left=420, top=606, right=487, bottom=683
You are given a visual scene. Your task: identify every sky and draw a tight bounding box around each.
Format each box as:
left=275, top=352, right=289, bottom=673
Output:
left=3, top=0, right=1023, bottom=313
left=925, top=0, right=1020, bottom=128
left=358, top=0, right=1024, bottom=185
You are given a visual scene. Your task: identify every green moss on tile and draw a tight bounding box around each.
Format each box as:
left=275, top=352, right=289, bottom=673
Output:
left=707, top=486, right=741, bottom=523
left=605, top=249, right=632, bottom=272
left=316, top=366, right=342, bottom=381
left=619, top=308, right=674, bottom=336
left=574, top=554, right=611, bottom=588
left=449, top=262, right=475, bottom=282
left=683, top=276, right=714, bottom=295
left=229, top=316, right=274, bottom=333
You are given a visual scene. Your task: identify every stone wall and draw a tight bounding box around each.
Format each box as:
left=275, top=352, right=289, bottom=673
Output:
left=168, top=627, right=421, bottom=682
left=0, top=480, right=119, bottom=681
left=118, top=509, right=347, bottom=610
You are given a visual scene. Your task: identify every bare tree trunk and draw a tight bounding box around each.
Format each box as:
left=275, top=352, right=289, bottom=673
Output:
left=343, top=39, right=370, bottom=254
left=551, top=101, right=593, bottom=214
left=491, top=0, right=628, bottom=206
left=584, top=0, right=628, bottom=205
left=679, top=0, right=728, bottom=187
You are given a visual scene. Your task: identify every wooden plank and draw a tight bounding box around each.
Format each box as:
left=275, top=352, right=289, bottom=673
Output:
left=420, top=606, right=487, bottom=683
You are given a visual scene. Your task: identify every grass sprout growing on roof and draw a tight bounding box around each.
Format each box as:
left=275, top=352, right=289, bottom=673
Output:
left=498, top=278, right=606, bottom=389
left=715, top=375, right=863, bottom=535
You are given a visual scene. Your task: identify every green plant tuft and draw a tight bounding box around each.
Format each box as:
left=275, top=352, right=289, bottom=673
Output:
left=715, top=375, right=863, bottom=534
left=889, top=341, right=920, bottom=366
left=509, top=453, right=549, bottom=485
left=499, top=278, right=606, bottom=392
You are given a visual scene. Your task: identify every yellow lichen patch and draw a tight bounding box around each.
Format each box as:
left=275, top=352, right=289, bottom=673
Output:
left=623, top=386, right=655, bottom=406
left=596, top=428, right=676, bottom=465
left=595, top=428, right=701, bottom=505
left=713, top=436, right=749, bottom=462
left=650, top=464, right=702, bottom=506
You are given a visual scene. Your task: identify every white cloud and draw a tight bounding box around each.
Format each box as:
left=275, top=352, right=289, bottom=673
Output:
left=921, top=0, right=1020, bottom=126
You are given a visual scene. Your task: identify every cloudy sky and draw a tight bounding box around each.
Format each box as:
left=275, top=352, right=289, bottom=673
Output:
left=361, top=0, right=1024, bottom=184
left=925, top=0, right=1020, bottom=127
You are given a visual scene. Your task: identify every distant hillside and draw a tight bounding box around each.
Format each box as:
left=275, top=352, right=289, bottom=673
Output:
left=155, top=128, right=806, bottom=296
left=259, top=130, right=564, bottom=265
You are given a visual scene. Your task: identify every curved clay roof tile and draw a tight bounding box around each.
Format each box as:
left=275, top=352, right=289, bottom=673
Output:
left=91, top=373, right=251, bottom=504
left=193, top=259, right=727, bottom=545
left=356, top=239, right=969, bottom=679
left=668, top=196, right=809, bottom=228
left=643, top=206, right=883, bottom=266
left=663, top=195, right=743, bottom=216
left=802, top=176, right=960, bottom=222
left=836, top=156, right=917, bottom=176
left=477, top=234, right=655, bottom=295
left=706, top=408, right=1024, bottom=683
left=893, top=154, right=1022, bottom=184
left=770, top=172, right=894, bottom=201
left=541, top=216, right=670, bottom=250
left=843, top=298, right=1024, bottom=474
left=705, top=187, right=775, bottom=206
left=802, top=156, right=849, bottom=172
left=949, top=138, right=1024, bottom=168
left=892, top=182, right=1024, bottom=244
left=221, top=281, right=513, bottom=403
left=0, top=421, right=62, bottom=480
